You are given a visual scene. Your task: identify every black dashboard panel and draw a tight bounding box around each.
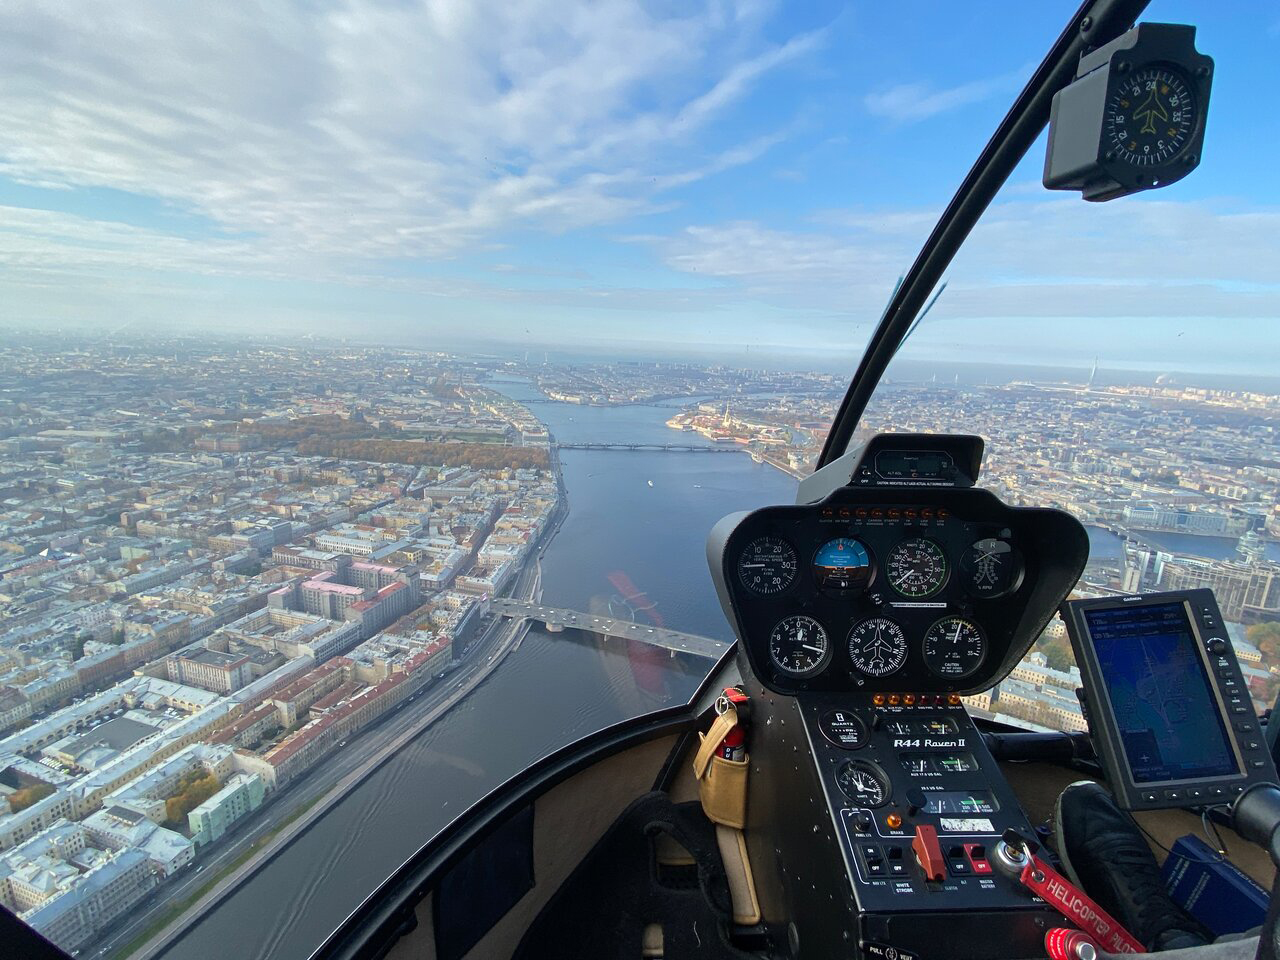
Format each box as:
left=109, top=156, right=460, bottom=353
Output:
left=708, top=485, right=1088, bottom=696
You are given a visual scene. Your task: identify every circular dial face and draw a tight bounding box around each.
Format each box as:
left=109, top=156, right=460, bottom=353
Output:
left=819, top=709, right=867, bottom=750
left=962, top=538, right=1022, bottom=599
left=1105, top=64, right=1196, bottom=168
left=813, top=537, right=873, bottom=592
left=737, top=536, right=798, bottom=595
left=922, top=617, right=987, bottom=679
left=885, top=538, right=948, bottom=598
left=768, top=615, right=830, bottom=678
left=847, top=617, right=909, bottom=678
left=835, top=759, right=890, bottom=808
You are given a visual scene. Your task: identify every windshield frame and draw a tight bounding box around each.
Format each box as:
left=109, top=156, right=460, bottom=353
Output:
left=816, top=0, right=1151, bottom=472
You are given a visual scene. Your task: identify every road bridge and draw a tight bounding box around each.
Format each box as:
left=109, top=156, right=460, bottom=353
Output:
left=555, top=442, right=741, bottom=453
left=490, top=597, right=727, bottom=659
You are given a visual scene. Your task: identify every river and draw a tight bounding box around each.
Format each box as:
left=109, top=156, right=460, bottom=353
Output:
left=162, top=385, right=796, bottom=960
left=158, top=382, right=1275, bottom=960
left=1085, top=526, right=1279, bottom=566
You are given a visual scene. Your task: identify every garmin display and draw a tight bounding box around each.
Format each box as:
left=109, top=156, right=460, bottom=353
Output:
left=1063, top=589, right=1279, bottom=810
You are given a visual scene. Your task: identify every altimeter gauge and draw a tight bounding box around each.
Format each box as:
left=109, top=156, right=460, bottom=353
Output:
left=769, top=615, right=831, bottom=678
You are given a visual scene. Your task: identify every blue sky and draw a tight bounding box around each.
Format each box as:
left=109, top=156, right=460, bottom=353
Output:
left=0, top=1, right=1277, bottom=374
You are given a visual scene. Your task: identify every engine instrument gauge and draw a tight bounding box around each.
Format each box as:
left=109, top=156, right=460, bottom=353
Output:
left=768, top=615, right=830, bottom=678
left=922, top=790, right=998, bottom=815
left=813, top=537, right=873, bottom=593
left=936, top=753, right=978, bottom=774
left=835, top=759, right=890, bottom=808
left=886, top=538, right=948, bottom=598
left=1105, top=65, right=1196, bottom=168
left=847, top=617, right=908, bottom=678
left=962, top=537, right=1022, bottom=599
left=922, top=617, right=987, bottom=679
left=737, top=536, right=798, bottom=595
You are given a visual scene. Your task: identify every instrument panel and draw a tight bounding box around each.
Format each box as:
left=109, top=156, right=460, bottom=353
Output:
left=708, top=485, right=1088, bottom=695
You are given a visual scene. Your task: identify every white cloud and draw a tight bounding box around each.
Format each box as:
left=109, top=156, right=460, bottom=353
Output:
left=0, top=206, right=275, bottom=279
left=652, top=194, right=1280, bottom=322
left=864, top=68, right=1027, bottom=123
left=0, top=0, right=815, bottom=269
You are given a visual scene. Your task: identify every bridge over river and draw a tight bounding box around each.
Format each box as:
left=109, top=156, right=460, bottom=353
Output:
left=555, top=441, right=742, bottom=453
left=490, top=597, right=728, bottom=659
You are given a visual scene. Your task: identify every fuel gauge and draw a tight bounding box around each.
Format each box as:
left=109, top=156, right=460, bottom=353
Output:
left=901, top=755, right=934, bottom=776
left=935, top=753, right=977, bottom=773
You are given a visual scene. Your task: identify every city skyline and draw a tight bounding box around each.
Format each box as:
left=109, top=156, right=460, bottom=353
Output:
left=1, top=2, right=1278, bottom=376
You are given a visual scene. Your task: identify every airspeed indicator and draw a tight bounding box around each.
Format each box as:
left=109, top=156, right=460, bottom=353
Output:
left=886, top=538, right=948, bottom=598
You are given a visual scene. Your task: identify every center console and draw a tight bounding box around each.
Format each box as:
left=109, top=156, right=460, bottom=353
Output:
left=708, top=435, right=1091, bottom=959
left=801, top=692, right=1051, bottom=914
left=738, top=681, right=1061, bottom=960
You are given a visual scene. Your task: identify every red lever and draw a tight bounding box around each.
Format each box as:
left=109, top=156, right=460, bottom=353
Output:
left=912, top=824, right=946, bottom=881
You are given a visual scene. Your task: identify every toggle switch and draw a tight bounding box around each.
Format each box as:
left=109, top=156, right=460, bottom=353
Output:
left=963, top=842, right=993, bottom=875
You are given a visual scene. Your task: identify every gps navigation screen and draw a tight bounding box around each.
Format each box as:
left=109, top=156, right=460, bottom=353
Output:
left=1085, top=602, right=1238, bottom=784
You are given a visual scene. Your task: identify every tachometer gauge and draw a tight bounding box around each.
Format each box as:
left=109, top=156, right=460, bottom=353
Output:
left=922, top=617, right=986, bottom=679
left=1105, top=65, right=1196, bottom=168
left=769, top=615, right=830, bottom=678
left=847, top=617, right=908, bottom=678
left=737, top=536, right=798, bottom=595
left=835, top=759, right=890, bottom=808
left=962, top=538, right=1021, bottom=599
left=813, top=537, right=873, bottom=593
left=886, top=538, right=948, bottom=598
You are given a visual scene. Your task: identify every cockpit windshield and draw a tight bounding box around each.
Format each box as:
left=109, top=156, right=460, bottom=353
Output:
left=857, top=28, right=1280, bottom=730
left=0, top=3, right=1275, bottom=959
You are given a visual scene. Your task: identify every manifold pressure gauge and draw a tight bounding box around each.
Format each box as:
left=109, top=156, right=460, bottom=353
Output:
left=1044, top=22, right=1212, bottom=201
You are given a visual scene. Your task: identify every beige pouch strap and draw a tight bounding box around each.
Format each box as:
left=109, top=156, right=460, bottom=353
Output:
left=717, top=824, right=763, bottom=926
left=693, top=705, right=738, bottom=780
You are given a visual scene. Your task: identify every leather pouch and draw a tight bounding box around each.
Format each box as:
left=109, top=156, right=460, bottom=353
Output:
left=693, top=708, right=749, bottom=830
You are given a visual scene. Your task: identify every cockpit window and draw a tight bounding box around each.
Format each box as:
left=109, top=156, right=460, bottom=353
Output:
left=0, top=3, right=1274, bottom=958
left=857, top=12, right=1280, bottom=730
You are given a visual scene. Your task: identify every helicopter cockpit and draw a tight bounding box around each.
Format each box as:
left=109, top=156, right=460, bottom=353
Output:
left=4, top=2, right=1278, bottom=960
left=247, top=4, right=1279, bottom=960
